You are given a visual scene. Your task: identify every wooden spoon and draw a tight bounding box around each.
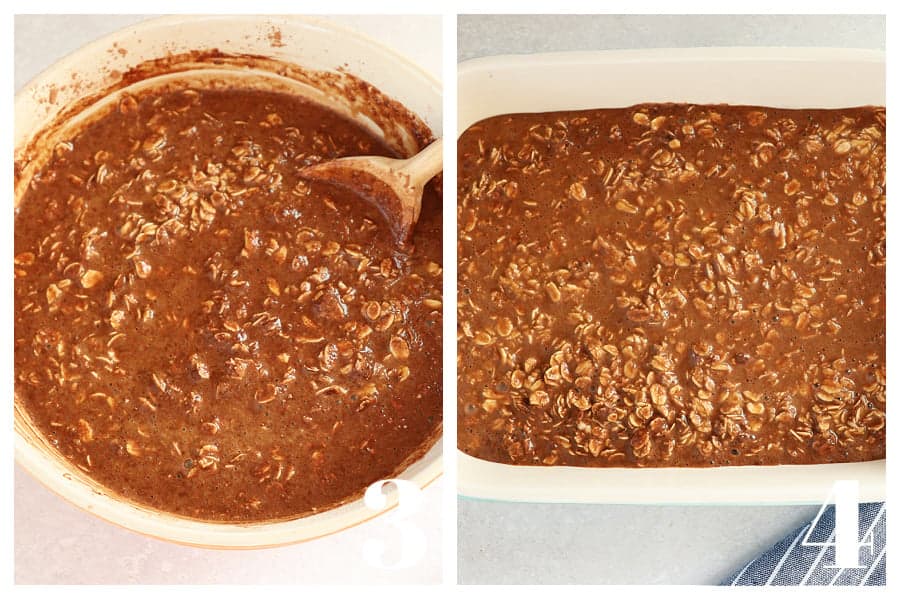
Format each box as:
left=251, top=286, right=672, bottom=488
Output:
left=298, top=138, right=443, bottom=246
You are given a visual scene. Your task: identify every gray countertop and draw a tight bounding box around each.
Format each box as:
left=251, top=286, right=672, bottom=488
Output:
left=456, top=13, right=883, bottom=585
left=458, top=501, right=819, bottom=585
left=458, top=14, right=885, bottom=62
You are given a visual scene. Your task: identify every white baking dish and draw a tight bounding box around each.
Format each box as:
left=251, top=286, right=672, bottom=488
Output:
left=457, top=48, right=885, bottom=504
left=15, top=14, right=442, bottom=548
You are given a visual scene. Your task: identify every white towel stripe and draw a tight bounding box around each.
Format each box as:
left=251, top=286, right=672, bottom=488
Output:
left=730, top=557, right=755, bottom=586
left=827, top=503, right=886, bottom=586
left=825, top=564, right=843, bottom=585
left=799, top=529, right=836, bottom=586
left=828, top=504, right=887, bottom=585
left=733, top=504, right=885, bottom=586
left=764, top=524, right=812, bottom=586
left=859, top=544, right=887, bottom=586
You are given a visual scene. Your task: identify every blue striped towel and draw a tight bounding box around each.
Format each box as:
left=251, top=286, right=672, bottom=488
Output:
left=725, top=502, right=885, bottom=585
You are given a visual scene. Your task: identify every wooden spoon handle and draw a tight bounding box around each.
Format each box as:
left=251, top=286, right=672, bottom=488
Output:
left=403, top=138, right=443, bottom=188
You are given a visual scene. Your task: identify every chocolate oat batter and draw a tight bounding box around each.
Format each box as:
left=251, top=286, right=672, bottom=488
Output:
left=15, top=86, right=442, bottom=521
left=458, top=104, right=884, bottom=467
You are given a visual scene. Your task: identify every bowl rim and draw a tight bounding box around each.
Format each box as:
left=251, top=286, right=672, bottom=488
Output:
left=14, top=13, right=443, bottom=549
left=16, top=14, right=442, bottom=100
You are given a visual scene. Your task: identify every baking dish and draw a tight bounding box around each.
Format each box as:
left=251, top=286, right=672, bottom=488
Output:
left=15, top=14, right=442, bottom=548
left=457, top=47, right=885, bottom=504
